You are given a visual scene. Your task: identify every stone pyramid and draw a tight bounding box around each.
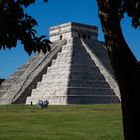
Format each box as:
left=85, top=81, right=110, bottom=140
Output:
left=0, top=22, right=120, bottom=105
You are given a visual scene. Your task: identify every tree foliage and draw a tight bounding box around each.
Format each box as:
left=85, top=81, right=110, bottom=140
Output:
left=98, top=0, right=140, bottom=28
left=0, top=0, right=51, bottom=55
left=118, top=0, right=140, bottom=28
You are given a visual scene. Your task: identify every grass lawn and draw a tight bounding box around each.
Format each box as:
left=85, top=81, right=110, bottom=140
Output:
left=0, top=104, right=123, bottom=140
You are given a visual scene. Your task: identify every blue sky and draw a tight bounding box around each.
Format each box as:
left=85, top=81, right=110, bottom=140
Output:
left=0, top=0, right=140, bottom=79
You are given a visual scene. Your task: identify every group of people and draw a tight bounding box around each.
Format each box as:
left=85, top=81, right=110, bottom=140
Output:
left=38, top=100, right=49, bottom=108
left=30, top=100, right=49, bottom=108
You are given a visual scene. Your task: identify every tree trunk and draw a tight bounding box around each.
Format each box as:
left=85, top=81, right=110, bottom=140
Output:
left=96, top=0, right=140, bottom=140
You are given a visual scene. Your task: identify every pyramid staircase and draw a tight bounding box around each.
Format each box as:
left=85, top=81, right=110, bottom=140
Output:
left=0, top=59, right=30, bottom=99
left=0, top=53, right=46, bottom=102
left=26, top=38, right=120, bottom=104
left=0, top=41, right=65, bottom=104
left=0, top=22, right=120, bottom=105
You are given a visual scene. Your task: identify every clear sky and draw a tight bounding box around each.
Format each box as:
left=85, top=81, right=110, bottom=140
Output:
left=0, top=0, right=140, bottom=79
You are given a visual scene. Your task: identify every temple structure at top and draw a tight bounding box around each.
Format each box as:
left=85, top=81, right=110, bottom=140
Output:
left=49, top=22, right=98, bottom=42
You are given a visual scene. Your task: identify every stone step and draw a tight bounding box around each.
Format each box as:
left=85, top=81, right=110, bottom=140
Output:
left=57, top=49, right=90, bottom=59
left=41, top=72, right=105, bottom=81
left=67, top=87, right=114, bottom=96
left=36, top=79, right=109, bottom=88
left=40, top=78, right=64, bottom=84
left=1, top=82, right=11, bottom=86
left=41, top=73, right=104, bottom=81
left=31, top=88, right=67, bottom=98
left=47, top=65, right=100, bottom=74
left=31, top=86, right=114, bottom=97
left=57, top=52, right=73, bottom=59
left=36, top=80, right=68, bottom=88
left=0, top=89, right=7, bottom=93
left=51, top=59, right=71, bottom=66
left=66, top=95, right=120, bottom=104
left=0, top=89, right=7, bottom=98
left=47, top=66, right=70, bottom=73
left=71, top=58, right=94, bottom=65
left=3, top=78, right=18, bottom=84
left=0, top=84, right=11, bottom=90
left=55, top=56, right=72, bottom=61
left=46, top=70, right=102, bottom=76
left=42, top=74, right=69, bottom=81
left=45, top=69, right=100, bottom=76
left=61, top=45, right=73, bottom=52
left=26, top=96, right=67, bottom=105
left=56, top=52, right=90, bottom=61
left=52, top=58, right=96, bottom=66
left=69, top=72, right=105, bottom=80
left=26, top=95, right=120, bottom=105
left=68, top=79, right=109, bottom=87
left=49, top=64, right=98, bottom=69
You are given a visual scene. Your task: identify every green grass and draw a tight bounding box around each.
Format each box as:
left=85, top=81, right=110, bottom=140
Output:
left=0, top=104, right=123, bottom=140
